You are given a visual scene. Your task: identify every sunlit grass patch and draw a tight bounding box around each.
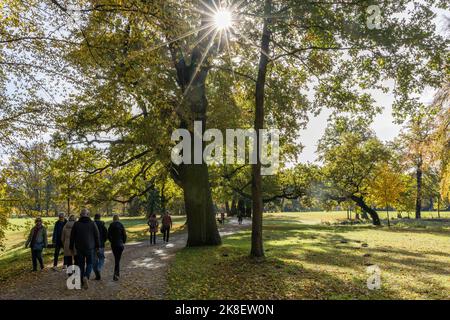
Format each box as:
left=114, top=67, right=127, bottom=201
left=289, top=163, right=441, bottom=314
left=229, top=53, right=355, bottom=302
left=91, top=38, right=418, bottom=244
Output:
left=168, top=215, right=450, bottom=300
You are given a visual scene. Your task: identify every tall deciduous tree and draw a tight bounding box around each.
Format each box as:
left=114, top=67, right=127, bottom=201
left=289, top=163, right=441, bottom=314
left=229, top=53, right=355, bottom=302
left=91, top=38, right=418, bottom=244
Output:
left=368, top=162, right=405, bottom=227
left=320, top=125, right=389, bottom=225
left=397, top=107, right=437, bottom=219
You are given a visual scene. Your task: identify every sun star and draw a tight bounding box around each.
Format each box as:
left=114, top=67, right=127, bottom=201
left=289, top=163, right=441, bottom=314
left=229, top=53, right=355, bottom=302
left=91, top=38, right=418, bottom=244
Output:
left=214, top=9, right=233, bottom=30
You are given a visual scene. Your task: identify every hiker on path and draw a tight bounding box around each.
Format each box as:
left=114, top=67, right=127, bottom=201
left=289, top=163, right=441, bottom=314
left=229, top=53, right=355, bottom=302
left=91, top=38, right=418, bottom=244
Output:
left=147, top=214, right=158, bottom=245
left=69, top=208, right=100, bottom=289
left=61, top=215, right=77, bottom=269
left=25, top=217, right=48, bottom=272
left=52, top=213, right=67, bottom=271
left=93, top=213, right=108, bottom=280
left=108, top=215, right=127, bottom=281
left=161, top=212, right=173, bottom=243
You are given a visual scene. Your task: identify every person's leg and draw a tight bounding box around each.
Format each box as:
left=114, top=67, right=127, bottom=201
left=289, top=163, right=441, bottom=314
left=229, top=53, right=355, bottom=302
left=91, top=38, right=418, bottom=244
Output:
left=97, top=248, right=105, bottom=272
left=112, top=246, right=119, bottom=279
left=166, top=228, right=170, bottom=242
left=116, top=246, right=123, bottom=276
left=76, top=252, right=85, bottom=284
left=64, top=256, right=72, bottom=267
left=93, top=250, right=98, bottom=271
left=63, top=255, right=68, bottom=267
left=112, top=246, right=123, bottom=278
left=85, top=249, right=94, bottom=279
left=36, top=250, right=44, bottom=269
left=94, top=248, right=104, bottom=280
left=153, top=232, right=156, bottom=244
left=53, top=245, right=61, bottom=267
left=31, top=250, right=37, bottom=271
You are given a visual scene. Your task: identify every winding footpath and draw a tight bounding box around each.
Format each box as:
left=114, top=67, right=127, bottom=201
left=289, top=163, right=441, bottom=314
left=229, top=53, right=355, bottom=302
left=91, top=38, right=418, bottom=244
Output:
left=0, top=220, right=248, bottom=300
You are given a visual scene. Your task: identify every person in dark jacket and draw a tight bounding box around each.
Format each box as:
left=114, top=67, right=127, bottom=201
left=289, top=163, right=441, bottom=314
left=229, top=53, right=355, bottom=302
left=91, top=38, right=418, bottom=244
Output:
left=107, top=215, right=127, bottom=281
left=69, top=208, right=99, bottom=289
left=161, top=212, right=173, bottom=242
left=52, top=212, right=67, bottom=270
left=93, top=213, right=107, bottom=280
left=25, top=217, right=48, bottom=272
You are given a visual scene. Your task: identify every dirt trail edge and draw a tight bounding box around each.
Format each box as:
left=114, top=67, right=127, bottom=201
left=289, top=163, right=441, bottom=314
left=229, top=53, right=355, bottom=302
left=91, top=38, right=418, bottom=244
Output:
left=0, top=219, right=249, bottom=300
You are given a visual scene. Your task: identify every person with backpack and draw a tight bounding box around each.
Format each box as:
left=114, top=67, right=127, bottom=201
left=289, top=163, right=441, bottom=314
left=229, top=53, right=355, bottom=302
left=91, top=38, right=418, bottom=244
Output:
left=93, top=213, right=108, bottom=280
left=69, top=208, right=100, bottom=289
left=161, top=212, right=173, bottom=243
left=25, top=217, right=48, bottom=272
left=147, top=214, right=158, bottom=245
left=108, top=215, right=127, bottom=281
left=61, top=215, right=77, bottom=269
left=51, top=212, right=67, bottom=271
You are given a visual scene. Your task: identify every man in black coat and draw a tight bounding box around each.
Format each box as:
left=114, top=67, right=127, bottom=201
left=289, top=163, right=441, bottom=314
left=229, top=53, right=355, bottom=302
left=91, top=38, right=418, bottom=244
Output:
left=70, top=208, right=99, bottom=289
left=93, top=213, right=108, bottom=280
left=107, top=214, right=127, bottom=281
left=52, top=212, right=67, bottom=270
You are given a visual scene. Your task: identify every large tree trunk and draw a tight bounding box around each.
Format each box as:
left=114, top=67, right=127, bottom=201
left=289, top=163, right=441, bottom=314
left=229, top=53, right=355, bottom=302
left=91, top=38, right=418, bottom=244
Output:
left=172, top=4, right=221, bottom=246
left=350, top=195, right=381, bottom=225
left=179, top=163, right=221, bottom=246
left=415, top=157, right=423, bottom=219
left=251, top=0, right=272, bottom=258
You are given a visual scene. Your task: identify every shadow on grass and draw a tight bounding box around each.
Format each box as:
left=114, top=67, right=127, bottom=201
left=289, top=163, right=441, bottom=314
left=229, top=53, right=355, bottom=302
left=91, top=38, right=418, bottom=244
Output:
left=169, top=235, right=396, bottom=299
left=169, top=223, right=450, bottom=299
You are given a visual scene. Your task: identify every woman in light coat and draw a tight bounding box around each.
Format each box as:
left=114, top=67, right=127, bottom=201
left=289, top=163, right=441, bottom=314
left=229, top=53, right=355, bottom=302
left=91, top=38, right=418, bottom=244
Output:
left=61, top=215, right=77, bottom=268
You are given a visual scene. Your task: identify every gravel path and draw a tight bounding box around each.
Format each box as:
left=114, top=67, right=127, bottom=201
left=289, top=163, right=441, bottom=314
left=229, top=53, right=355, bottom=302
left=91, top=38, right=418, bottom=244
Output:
left=0, top=220, right=248, bottom=300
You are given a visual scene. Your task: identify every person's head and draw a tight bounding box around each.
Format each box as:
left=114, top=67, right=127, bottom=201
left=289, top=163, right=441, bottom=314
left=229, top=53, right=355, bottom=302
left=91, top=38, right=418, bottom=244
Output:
left=151, top=213, right=156, bottom=218
left=68, top=214, right=76, bottom=222
left=35, top=217, right=42, bottom=226
left=80, top=208, right=90, bottom=218
left=113, top=214, right=119, bottom=222
left=58, top=212, right=65, bottom=221
left=94, top=213, right=101, bottom=221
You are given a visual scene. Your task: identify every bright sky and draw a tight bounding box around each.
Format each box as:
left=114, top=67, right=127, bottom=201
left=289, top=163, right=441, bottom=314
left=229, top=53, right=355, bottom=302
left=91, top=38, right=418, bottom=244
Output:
left=297, top=84, right=440, bottom=164
left=297, top=8, right=448, bottom=164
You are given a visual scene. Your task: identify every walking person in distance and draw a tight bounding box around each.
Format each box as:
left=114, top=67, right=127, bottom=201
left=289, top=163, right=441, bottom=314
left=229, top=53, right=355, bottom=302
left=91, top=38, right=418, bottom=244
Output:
left=52, top=212, right=67, bottom=271
left=108, top=214, right=127, bottom=281
left=93, top=213, right=108, bottom=280
left=25, top=217, right=48, bottom=272
left=161, top=212, right=172, bottom=243
left=147, top=214, right=158, bottom=245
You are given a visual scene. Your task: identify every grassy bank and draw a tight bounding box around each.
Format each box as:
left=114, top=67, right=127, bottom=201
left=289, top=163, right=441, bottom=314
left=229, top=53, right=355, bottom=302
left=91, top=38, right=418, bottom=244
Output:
left=167, top=212, right=450, bottom=300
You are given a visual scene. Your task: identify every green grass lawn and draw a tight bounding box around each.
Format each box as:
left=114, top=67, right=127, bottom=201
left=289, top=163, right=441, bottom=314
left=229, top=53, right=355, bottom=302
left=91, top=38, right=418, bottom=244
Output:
left=167, top=212, right=450, bottom=300
left=0, top=215, right=186, bottom=283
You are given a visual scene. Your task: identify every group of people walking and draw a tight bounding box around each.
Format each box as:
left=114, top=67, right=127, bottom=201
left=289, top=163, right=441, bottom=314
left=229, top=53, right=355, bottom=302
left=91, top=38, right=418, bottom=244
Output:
left=25, top=210, right=173, bottom=289
left=147, top=213, right=172, bottom=244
